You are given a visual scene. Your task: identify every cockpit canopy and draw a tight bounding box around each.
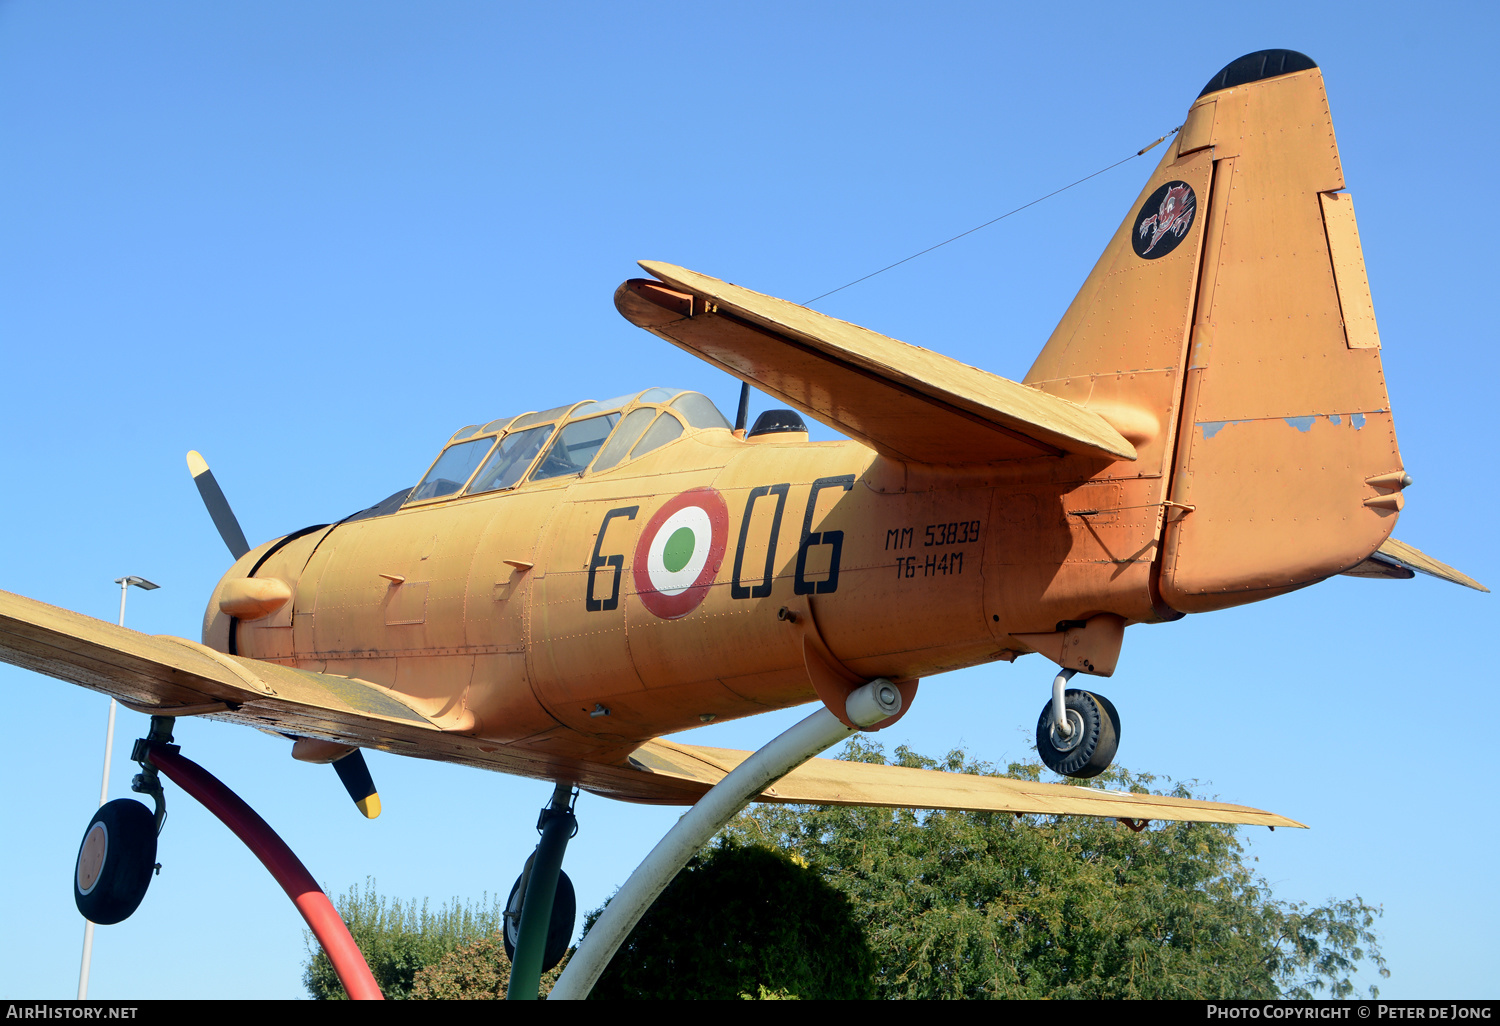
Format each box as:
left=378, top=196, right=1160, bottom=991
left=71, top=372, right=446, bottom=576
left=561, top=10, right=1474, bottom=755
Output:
left=403, top=388, right=730, bottom=507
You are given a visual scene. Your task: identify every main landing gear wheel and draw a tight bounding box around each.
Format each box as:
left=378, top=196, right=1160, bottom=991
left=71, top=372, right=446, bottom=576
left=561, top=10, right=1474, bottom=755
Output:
left=503, top=866, right=576, bottom=973
left=74, top=799, right=157, bottom=925
left=1036, top=689, right=1121, bottom=779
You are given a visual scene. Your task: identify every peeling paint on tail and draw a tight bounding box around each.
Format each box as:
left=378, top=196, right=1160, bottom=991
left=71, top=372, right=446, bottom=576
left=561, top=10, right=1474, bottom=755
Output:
left=1154, top=61, right=1403, bottom=612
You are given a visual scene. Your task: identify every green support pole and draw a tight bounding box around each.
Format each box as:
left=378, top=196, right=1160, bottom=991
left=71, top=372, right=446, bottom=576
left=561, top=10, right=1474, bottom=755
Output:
left=506, top=782, right=576, bottom=1000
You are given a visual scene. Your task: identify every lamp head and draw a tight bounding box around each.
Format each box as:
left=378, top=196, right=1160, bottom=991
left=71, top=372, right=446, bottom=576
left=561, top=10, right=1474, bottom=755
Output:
left=114, top=576, right=160, bottom=591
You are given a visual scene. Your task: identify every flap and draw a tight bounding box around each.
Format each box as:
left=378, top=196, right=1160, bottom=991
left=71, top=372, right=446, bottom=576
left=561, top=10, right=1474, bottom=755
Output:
left=630, top=739, right=1303, bottom=828
left=616, top=262, right=1136, bottom=466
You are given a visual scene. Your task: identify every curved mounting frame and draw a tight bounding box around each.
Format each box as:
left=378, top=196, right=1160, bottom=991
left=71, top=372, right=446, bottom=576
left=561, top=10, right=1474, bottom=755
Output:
left=132, top=725, right=384, bottom=1000
left=549, top=680, right=897, bottom=1001
left=783, top=599, right=918, bottom=730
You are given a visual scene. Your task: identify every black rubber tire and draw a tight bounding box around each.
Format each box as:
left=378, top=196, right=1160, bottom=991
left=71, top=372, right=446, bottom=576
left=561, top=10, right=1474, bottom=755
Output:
left=1036, top=689, right=1120, bottom=779
left=74, top=799, right=157, bottom=925
left=503, top=867, right=576, bottom=973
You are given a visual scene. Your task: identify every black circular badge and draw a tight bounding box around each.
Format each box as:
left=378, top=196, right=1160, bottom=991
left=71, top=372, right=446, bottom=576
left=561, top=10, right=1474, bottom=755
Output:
left=1131, top=181, right=1197, bottom=259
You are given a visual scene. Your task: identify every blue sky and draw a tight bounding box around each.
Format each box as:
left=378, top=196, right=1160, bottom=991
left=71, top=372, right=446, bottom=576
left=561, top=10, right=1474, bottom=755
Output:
left=2, top=0, right=1496, bottom=1000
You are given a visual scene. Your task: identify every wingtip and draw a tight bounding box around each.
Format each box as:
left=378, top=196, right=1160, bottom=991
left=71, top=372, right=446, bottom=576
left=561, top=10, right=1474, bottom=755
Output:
left=1378, top=538, right=1489, bottom=593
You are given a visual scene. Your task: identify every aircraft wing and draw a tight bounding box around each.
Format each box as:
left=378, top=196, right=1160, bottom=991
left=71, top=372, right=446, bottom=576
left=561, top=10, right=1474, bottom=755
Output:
left=628, top=739, right=1303, bottom=829
left=2, top=588, right=1298, bottom=826
left=0, top=588, right=450, bottom=735
left=615, top=261, right=1137, bottom=466
left=0, top=588, right=648, bottom=794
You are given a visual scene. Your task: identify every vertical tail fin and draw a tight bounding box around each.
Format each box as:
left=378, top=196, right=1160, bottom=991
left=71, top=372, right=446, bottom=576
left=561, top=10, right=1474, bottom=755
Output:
left=1028, top=51, right=1403, bottom=614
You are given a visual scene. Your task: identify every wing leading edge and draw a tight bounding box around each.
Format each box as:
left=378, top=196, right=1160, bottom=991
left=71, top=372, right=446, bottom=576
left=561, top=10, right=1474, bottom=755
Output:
left=3, top=589, right=1299, bottom=825
left=0, top=589, right=676, bottom=798
left=615, top=261, right=1137, bottom=466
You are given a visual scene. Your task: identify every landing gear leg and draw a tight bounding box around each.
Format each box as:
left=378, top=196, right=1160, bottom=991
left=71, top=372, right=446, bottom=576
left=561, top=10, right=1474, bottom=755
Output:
left=1036, top=669, right=1121, bottom=779
left=72, top=717, right=173, bottom=928
left=505, top=781, right=578, bottom=1000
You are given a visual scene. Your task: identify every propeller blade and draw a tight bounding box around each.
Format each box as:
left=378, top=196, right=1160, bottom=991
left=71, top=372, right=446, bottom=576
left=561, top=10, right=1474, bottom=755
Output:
left=332, top=749, right=381, bottom=819
left=186, top=450, right=250, bottom=559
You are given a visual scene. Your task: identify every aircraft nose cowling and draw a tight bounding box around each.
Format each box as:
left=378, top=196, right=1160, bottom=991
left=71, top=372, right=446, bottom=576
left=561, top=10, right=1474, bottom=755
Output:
left=218, top=577, right=293, bottom=620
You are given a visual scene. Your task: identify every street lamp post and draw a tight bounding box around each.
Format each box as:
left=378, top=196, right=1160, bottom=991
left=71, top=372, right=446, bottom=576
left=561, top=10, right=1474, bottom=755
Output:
left=77, top=576, right=159, bottom=1000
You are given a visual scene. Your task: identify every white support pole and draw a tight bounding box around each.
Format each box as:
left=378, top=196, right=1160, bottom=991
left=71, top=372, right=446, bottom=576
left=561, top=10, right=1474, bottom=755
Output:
left=549, top=679, right=901, bottom=1001
left=79, top=576, right=156, bottom=1000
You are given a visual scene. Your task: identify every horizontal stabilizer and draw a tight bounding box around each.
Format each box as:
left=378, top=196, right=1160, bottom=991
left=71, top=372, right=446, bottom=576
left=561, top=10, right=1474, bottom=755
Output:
left=616, top=261, right=1136, bottom=466
left=630, top=739, right=1302, bottom=828
left=1341, top=538, right=1489, bottom=592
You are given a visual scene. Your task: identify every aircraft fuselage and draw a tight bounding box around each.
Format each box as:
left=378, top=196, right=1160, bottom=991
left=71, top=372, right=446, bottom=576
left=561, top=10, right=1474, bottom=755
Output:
left=207, top=425, right=1172, bottom=764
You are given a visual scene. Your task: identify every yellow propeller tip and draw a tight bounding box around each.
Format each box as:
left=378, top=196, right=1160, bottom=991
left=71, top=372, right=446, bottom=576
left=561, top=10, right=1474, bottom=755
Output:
left=356, top=794, right=381, bottom=819
left=186, top=450, right=209, bottom=478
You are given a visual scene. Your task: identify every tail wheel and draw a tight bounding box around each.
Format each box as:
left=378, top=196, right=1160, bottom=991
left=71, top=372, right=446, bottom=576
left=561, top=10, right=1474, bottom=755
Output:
left=1036, top=689, right=1121, bottom=779
left=503, top=867, right=576, bottom=973
left=74, top=799, right=157, bottom=925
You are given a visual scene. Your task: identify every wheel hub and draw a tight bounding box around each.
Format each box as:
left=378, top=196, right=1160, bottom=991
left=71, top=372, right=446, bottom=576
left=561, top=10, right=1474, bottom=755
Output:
left=77, top=823, right=108, bottom=895
left=1049, top=709, right=1086, bottom=753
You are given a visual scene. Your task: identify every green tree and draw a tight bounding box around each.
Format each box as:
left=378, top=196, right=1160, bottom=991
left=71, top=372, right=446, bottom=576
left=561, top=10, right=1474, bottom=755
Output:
left=722, top=740, right=1387, bottom=1000
left=584, top=840, right=876, bottom=1000
left=409, top=935, right=569, bottom=999
left=304, top=878, right=504, bottom=999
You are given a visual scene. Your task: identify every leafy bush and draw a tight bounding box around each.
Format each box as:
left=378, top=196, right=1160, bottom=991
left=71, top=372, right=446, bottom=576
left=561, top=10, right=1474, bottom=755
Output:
left=304, top=878, right=504, bottom=999
left=584, top=840, right=875, bottom=1000
left=723, top=740, right=1387, bottom=1000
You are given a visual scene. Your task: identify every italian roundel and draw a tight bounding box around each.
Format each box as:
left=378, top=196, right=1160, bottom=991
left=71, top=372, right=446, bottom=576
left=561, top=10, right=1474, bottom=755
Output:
left=632, top=487, right=729, bottom=619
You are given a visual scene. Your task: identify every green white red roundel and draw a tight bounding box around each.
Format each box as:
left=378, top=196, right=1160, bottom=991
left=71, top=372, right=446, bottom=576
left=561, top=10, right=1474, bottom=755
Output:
left=633, top=487, right=729, bottom=619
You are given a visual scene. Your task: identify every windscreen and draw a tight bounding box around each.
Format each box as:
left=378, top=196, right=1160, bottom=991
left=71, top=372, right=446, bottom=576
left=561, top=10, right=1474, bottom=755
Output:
left=406, top=437, right=496, bottom=503
left=469, top=425, right=555, bottom=494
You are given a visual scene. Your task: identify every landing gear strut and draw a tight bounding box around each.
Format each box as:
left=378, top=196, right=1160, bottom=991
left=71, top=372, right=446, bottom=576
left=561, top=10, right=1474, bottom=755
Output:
left=72, top=715, right=384, bottom=998
left=73, top=717, right=171, bottom=925
left=1036, top=668, right=1121, bottom=779
left=504, top=782, right=579, bottom=1000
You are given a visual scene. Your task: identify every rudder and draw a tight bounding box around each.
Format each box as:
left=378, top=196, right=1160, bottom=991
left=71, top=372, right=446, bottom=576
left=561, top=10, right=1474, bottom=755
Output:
left=1158, top=53, right=1403, bottom=611
left=1026, top=50, right=1405, bottom=615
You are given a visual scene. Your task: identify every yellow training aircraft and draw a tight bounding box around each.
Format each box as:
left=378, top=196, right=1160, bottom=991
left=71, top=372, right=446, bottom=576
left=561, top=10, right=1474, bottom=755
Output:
left=0, top=49, right=1485, bottom=996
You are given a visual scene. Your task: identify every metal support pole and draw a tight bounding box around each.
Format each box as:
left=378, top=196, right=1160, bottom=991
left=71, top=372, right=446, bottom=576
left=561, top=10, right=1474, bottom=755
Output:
left=506, top=781, right=577, bottom=1001
left=142, top=744, right=383, bottom=1000
left=548, top=679, right=900, bottom=1000
left=79, top=577, right=155, bottom=1000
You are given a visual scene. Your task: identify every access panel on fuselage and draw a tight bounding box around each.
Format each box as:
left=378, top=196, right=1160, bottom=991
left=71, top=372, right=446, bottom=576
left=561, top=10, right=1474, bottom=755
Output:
left=302, top=500, right=497, bottom=722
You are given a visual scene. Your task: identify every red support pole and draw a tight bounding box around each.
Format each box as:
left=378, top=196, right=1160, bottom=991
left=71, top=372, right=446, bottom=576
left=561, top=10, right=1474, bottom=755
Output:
left=146, top=746, right=384, bottom=1000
